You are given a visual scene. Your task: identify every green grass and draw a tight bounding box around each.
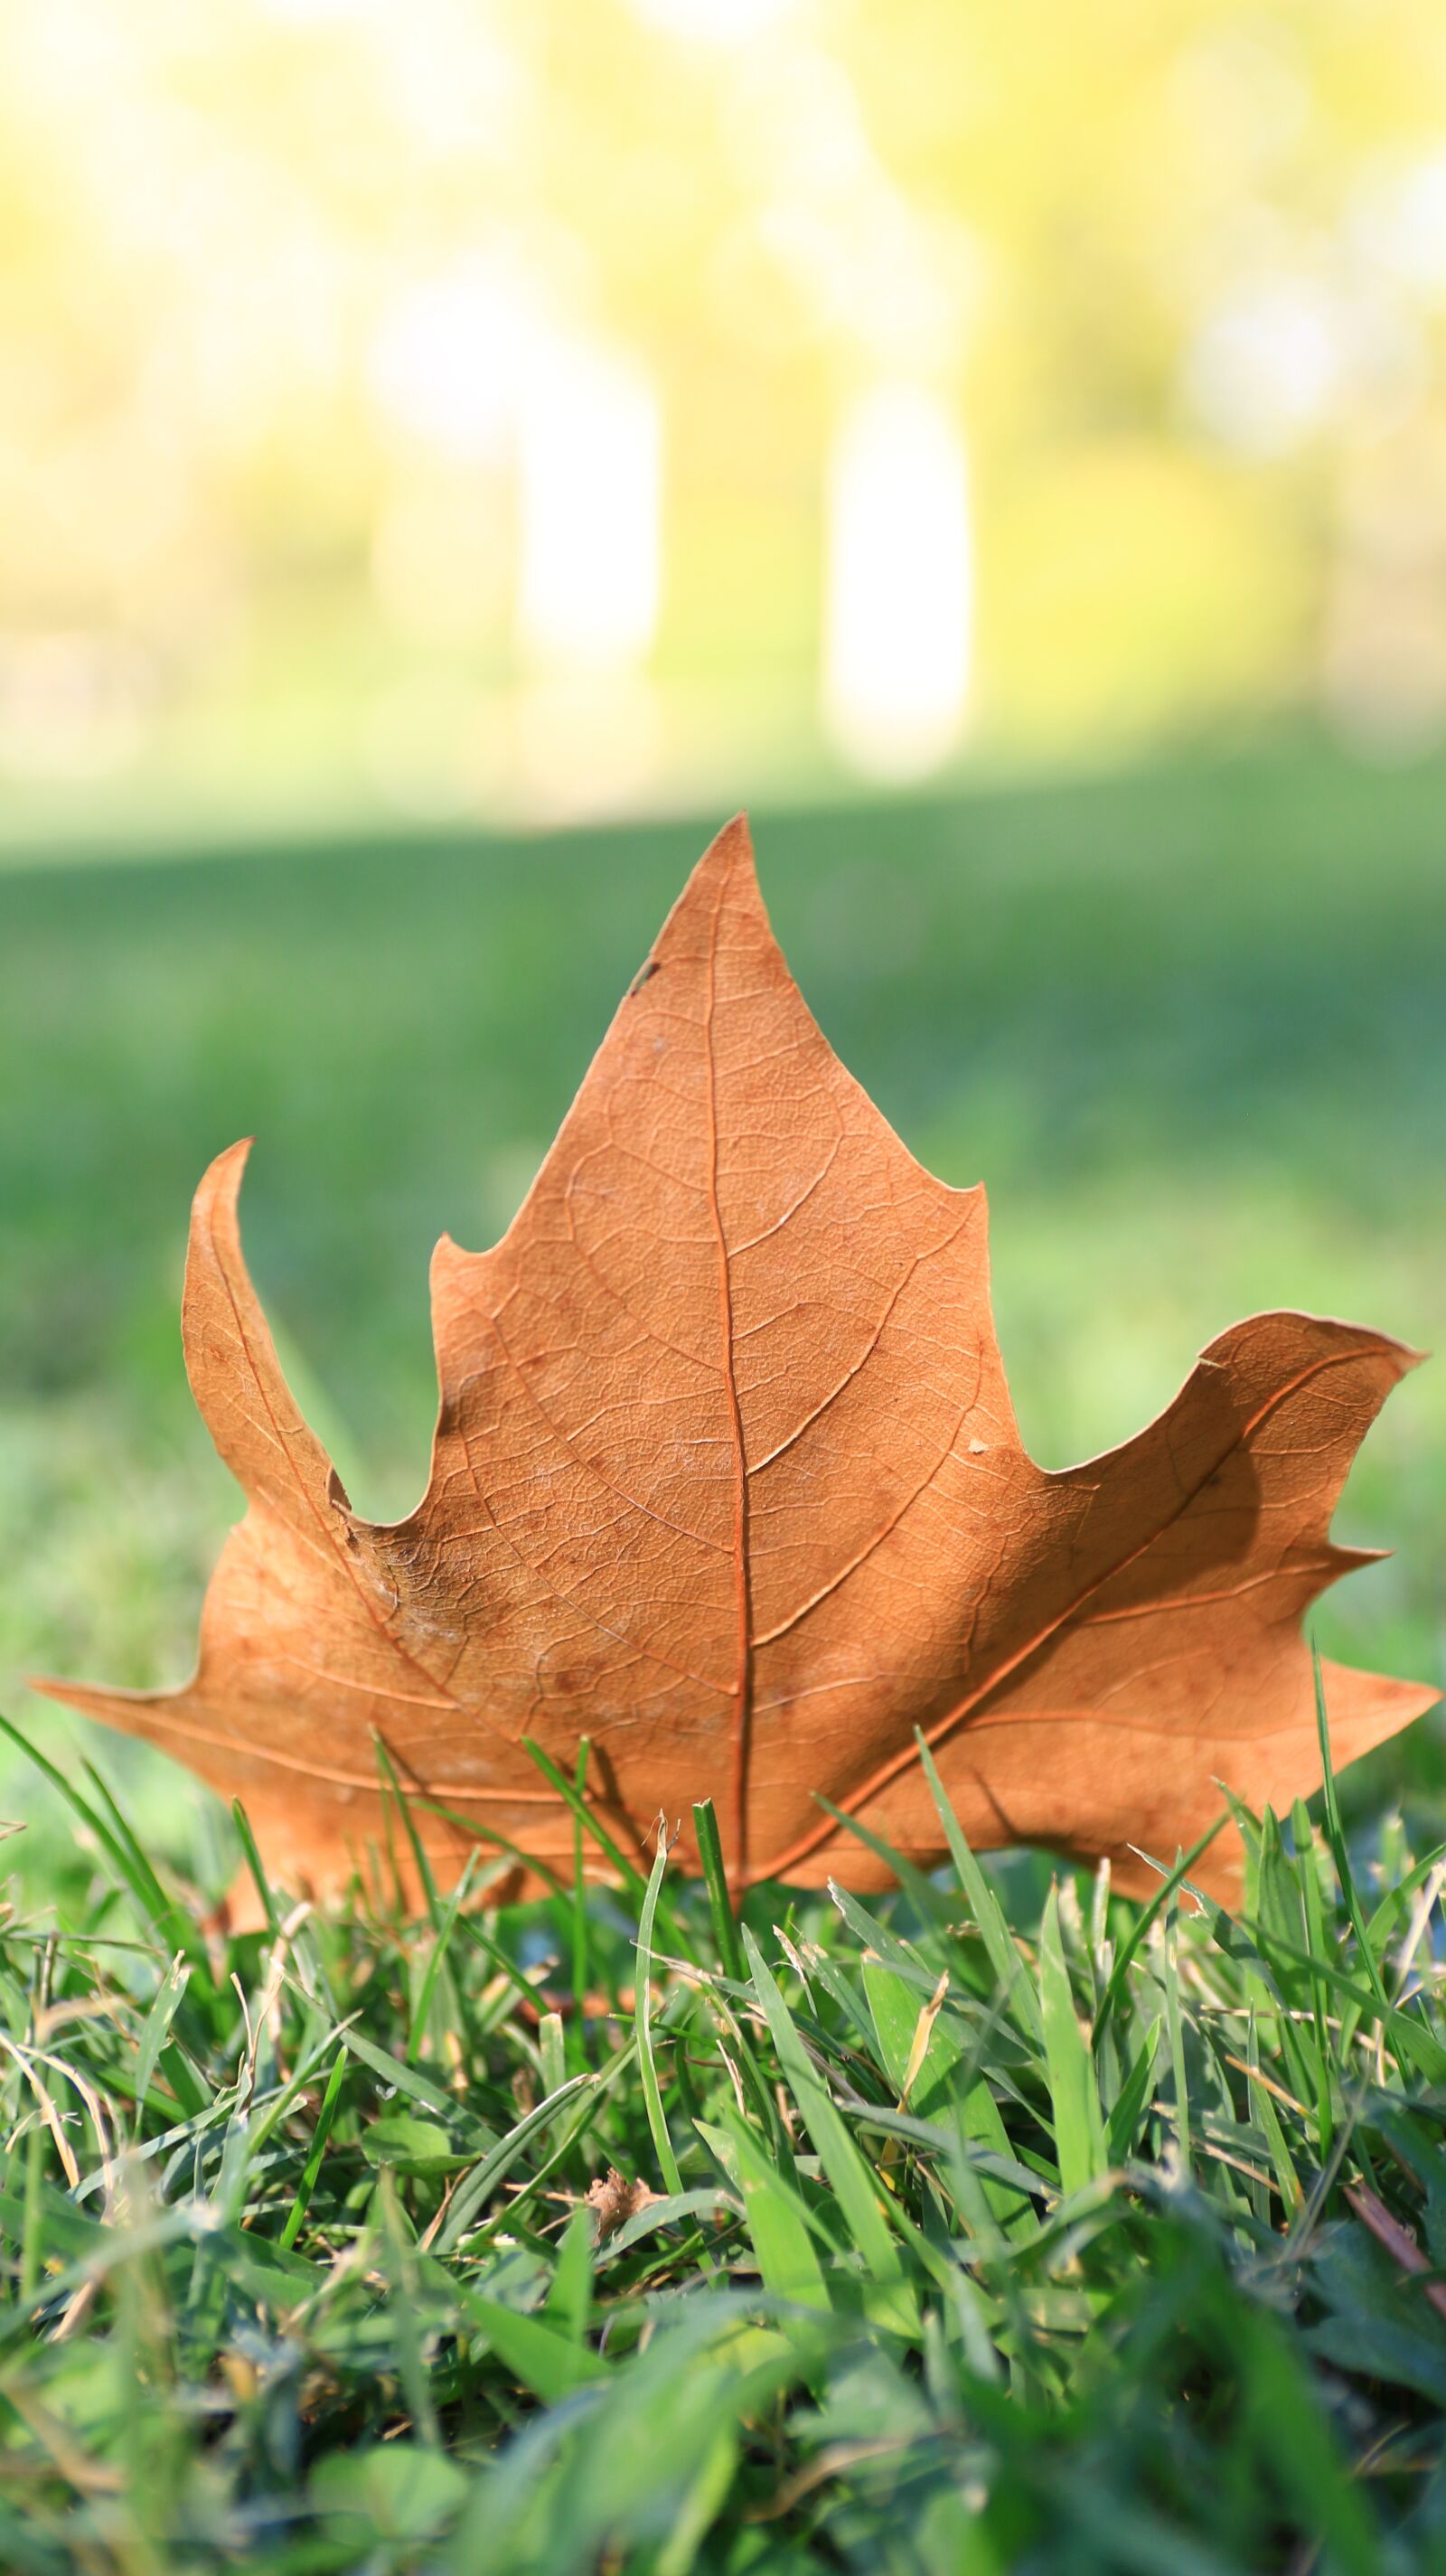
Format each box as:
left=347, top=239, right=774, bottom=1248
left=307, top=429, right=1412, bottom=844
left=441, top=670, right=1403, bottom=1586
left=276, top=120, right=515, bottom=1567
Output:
left=4, top=1727, right=1446, bottom=2571
left=0, top=733, right=1442, bottom=2564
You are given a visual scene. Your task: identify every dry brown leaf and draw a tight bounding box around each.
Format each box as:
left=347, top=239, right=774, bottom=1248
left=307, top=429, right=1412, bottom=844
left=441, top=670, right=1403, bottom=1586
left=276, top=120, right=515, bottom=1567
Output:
left=36, top=817, right=1434, bottom=1913
left=584, top=2166, right=665, bottom=2240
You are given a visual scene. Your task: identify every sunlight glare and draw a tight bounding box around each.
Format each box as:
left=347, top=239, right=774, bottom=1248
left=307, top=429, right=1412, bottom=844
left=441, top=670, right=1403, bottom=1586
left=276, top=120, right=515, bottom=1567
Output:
left=823, top=381, right=971, bottom=778
left=516, top=340, right=662, bottom=672
left=627, top=0, right=798, bottom=45
left=370, top=260, right=535, bottom=462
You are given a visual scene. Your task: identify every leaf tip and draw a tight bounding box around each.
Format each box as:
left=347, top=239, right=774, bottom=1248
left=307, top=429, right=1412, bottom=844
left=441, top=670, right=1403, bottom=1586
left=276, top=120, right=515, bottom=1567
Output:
left=682, top=810, right=761, bottom=907
left=188, top=1138, right=257, bottom=1265
left=198, top=1134, right=256, bottom=1197
left=706, top=806, right=755, bottom=867
left=23, top=1672, right=154, bottom=1733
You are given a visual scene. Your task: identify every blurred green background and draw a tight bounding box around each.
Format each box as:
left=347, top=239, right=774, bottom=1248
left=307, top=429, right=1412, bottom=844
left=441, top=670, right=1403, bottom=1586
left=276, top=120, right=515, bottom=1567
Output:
left=0, top=0, right=1442, bottom=1876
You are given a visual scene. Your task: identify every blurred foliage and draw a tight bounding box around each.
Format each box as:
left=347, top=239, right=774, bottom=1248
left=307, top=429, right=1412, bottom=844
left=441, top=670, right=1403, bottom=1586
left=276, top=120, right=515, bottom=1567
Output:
left=4, top=2, right=1446, bottom=841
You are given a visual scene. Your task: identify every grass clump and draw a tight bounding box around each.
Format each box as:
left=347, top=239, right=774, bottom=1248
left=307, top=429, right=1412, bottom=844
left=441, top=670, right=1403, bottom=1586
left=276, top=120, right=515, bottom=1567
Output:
left=2, top=1728, right=1446, bottom=2573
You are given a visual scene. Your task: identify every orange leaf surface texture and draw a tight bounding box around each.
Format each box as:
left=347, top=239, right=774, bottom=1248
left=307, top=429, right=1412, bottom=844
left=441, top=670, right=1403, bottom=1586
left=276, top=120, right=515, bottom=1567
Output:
left=38, top=819, right=1434, bottom=1913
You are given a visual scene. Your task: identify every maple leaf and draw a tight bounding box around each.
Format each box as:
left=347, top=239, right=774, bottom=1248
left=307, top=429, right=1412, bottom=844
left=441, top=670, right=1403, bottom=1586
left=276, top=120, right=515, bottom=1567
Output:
left=36, top=819, right=1434, bottom=1914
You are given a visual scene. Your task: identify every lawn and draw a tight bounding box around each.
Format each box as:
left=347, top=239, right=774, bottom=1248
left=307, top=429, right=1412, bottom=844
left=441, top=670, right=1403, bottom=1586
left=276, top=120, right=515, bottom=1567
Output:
left=0, top=733, right=1443, bottom=2568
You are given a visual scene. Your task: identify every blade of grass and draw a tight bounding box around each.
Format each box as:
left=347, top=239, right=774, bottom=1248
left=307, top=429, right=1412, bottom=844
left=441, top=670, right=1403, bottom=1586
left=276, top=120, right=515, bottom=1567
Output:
left=1312, top=1646, right=1392, bottom=2017
left=407, top=1847, right=483, bottom=2066
left=1092, top=1812, right=1227, bottom=2043
left=635, top=1829, right=685, bottom=2199
left=130, top=1954, right=192, bottom=2133
left=0, top=1717, right=206, bottom=1974
left=343, top=2028, right=493, bottom=2144
left=538, top=2010, right=567, bottom=2102
left=521, top=1738, right=697, bottom=1964
left=1104, top=2012, right=1160, bottom=2167
left=743, top=1929, right=904, bottom=2298
left=1244, top=2013, right=1302, bottom=2216
left=415, top=1800, right=571, bottom=1903
left=279, top=2046, right=348, bottom=2252
left=373, top=1736, right=442, bottom=1929
left=1291, top=1794, right=1335, bottom=2158
left=568, top=1739, right=592, bottom=2045
left=1038, top=1884, right=1107, bottom=2198
left=915, top=1735, right=1043, bottom=2043
left=542, top=2203, right=594, bottom=2342
left=230, top=1800, right=280, bottom=1939
left=434, top=2069, right=596, bottom=2255
left=1208, top=1900, right=1446, bottom=2087
left=809, top=1796, right=957, bottom=1929
left=698, top=2111, right=830, bottom=2311
left=1160, top=1890, right=1191, bottom=2176
left=692, top=1798, right=744, bottom=1986
left=79, top=1761, right=205, bottom=1970
left=861, top=1957, right=1034, bottom=2238
left=457, top=2286, right=606, bottom=2401
left=376, top=2168, right=440, bottom=2444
